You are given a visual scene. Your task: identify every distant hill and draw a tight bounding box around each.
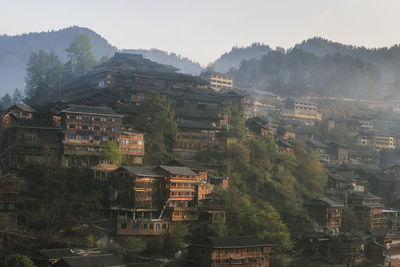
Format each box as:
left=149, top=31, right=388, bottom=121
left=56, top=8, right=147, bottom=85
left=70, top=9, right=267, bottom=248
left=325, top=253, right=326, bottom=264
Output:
left=0, top=26, right=117, bottom=95
left=213, top=43, right=272, bottom=73
left=294, top=37, right=400, bottom=93
left=0, top=26, right=204, bottom=95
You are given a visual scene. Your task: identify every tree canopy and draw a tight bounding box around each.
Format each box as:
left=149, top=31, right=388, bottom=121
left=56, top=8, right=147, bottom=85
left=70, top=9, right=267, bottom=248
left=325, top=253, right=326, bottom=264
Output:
left=24, top=50, right=65, bottom=105
left=66, top=34, right=97, bottom=77
left=131, top=91, right=177, bottom=165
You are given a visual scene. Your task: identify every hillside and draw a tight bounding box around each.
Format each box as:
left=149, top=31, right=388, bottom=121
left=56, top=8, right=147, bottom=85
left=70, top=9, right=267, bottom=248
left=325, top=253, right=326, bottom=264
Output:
left=294, top=37, right=400, bottom=93
left=0, top=26, right=117, bottom=95
left=213, top=43, right=272, bottom=73
left=230, top=49, right=382, bottom=99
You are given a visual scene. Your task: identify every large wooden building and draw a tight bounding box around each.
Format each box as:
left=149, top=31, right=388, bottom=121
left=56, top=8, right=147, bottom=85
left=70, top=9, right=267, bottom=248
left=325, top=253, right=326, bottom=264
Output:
left=189, top=236, right=273, bottom=267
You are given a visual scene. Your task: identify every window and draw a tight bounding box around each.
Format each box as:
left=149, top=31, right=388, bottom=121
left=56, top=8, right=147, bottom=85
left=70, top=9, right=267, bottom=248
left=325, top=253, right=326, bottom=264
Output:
left=81, top=135, right=89, bottom=140
left=67, top=134, right=76, bottom=139
left=121, top=223, right=127, bottom=229
left=81, top=116, right=90, bottom=121
left=143, top=224, right=148, bottom=229
left=149, top=223, right=154, bottom=229
left=81, top=125, right=89, bottom=130
left=68, top=124, right=76, bottom=129
left=134, top=224, right=139, bottom=230
left=0, top=204, right=4, bottom=209
left=162, top=224, right=167, bottom=229
left=9, top=204, right=14, bottom=210
left=24, top=134, right=37, bottom=144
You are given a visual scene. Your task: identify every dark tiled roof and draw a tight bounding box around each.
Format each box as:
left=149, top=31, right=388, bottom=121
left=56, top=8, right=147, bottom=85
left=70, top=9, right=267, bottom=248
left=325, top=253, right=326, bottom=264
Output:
left=158, top=165, right=197, bottom=176
left=58, top=254, right=124, bottom=267
left=191, top=236, right=273, bottom=249
left=13, top=117, right=60, bottom=130
left=349, top=191, right=382, bottom=200
left=307, top=140, right=328, bottom=148
left=34, top=248, right=76, bottom=260
left=286, top=97, right=316, bottom=105
left=305, top=197, right=344, bottom=208
left=174, top=108, right=220, bottom=120
left=60, top=105, right=122, bottom=117
left=169, top=159, right=208, bottom=171
left=177, top=120, right=217, bottom=130
left=120, top=166, right=163, bottom=177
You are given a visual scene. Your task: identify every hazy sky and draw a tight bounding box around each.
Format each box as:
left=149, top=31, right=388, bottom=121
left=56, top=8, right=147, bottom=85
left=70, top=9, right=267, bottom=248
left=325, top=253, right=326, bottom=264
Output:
left=1, top=0, right=400, bottom=65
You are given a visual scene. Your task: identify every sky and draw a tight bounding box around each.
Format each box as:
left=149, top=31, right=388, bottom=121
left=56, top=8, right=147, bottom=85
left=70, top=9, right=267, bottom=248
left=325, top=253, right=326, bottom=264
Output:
left=1, top=0, right=400, bottom=65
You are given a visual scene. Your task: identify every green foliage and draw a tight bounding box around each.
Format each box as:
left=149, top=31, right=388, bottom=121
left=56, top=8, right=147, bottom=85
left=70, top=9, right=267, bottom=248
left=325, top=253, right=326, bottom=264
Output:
left=166, top=223, right=189, bottom=253
left=12, top=89, right=23, bottom=104
left=223, top=192, right=292, bottom=266
left=132, top=91, right=177, bottom=165
left=5, top=254, right=35, bottom=267
left=214, top=123, right=327, bottom=265
left=17, top=166, right=103, bottom=246
left=341, top=207, right=360, bottom=232
left=0, top=93, right=13, bottom=110
left=24, top=50, right=65, bottom=105
left=101, top=141, right=123, bottom=166
left=228, top=106, right=246, bottom=140
left=98, top=55, right=111, bottom=64
left=206, top=215, right=228, bottom=237
left=101, top=243, right=126, bottom=262
left=66, top=34, right=97, bottom=77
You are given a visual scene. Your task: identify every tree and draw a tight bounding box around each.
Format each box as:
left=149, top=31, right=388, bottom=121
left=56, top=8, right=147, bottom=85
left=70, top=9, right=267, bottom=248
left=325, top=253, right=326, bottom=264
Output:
left=166, top=223, right=189, bottom=253
left=0, top=93, right=13, bottom=110
left=228, top=106, right=246, bottom=140
left=101, top=141, right=123, bottom=166
left=66, top=34, right=97, bottom=77
left=132, top=91, right=177, bottom=165
left=12, top=89, right=23, bottom=104
left=99, top=55, right=111, bottom=64
left=25, top=50, right=65, bottom=105
left=6, top=254, right=35, bottom=267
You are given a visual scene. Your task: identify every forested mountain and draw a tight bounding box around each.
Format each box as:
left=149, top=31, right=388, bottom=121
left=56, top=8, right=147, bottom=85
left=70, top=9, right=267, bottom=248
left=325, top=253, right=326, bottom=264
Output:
left=294, top=37, right=400, bottom=93
left=0, top=26, right=203, bottom=95
left=0, top=26, right=117, bottom=95
left=230, top=49, right=382, bottom=99
left=213, top=43, right=272, bottom=73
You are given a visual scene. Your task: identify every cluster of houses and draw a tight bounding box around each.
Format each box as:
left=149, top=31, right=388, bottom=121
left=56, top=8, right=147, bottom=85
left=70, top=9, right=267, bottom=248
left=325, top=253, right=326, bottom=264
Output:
left=3, top=52, right=400, bottom=266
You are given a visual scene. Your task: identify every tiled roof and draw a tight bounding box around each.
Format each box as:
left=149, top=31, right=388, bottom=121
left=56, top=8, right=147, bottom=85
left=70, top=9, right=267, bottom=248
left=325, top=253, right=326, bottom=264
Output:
left=58, top=254, right=124, bottom=267
left=13, top=117, right=60, bottom=130
left=286, top=97, right=317, bottom=105
left=120, top=166, right=163, bottom=177
left=158, top=165, right=197, bottom=176
left=177, top=120, right=217, bottom=130
left=60, top=105, right=122, bottom=117
left=191, top=236, right=273, bottom=249
left=305, top=197, right=344, bottom=208
left=34, top=248, right=76, bottom=260
left=12, top=104, right=36, bottom=113
left=349, top=191, right=382, bottom=200
left=174, top=108, right=220, bottom=120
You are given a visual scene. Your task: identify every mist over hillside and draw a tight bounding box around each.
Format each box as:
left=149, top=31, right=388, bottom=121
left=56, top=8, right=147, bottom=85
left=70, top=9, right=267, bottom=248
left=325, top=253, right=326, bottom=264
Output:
left=213, top=43, right=272, bottom=73
left=0, top=26, right=117, bottom=95
left=294, top=37, right=400, bottom=94
left=230, top=49, right=382, bottom=99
